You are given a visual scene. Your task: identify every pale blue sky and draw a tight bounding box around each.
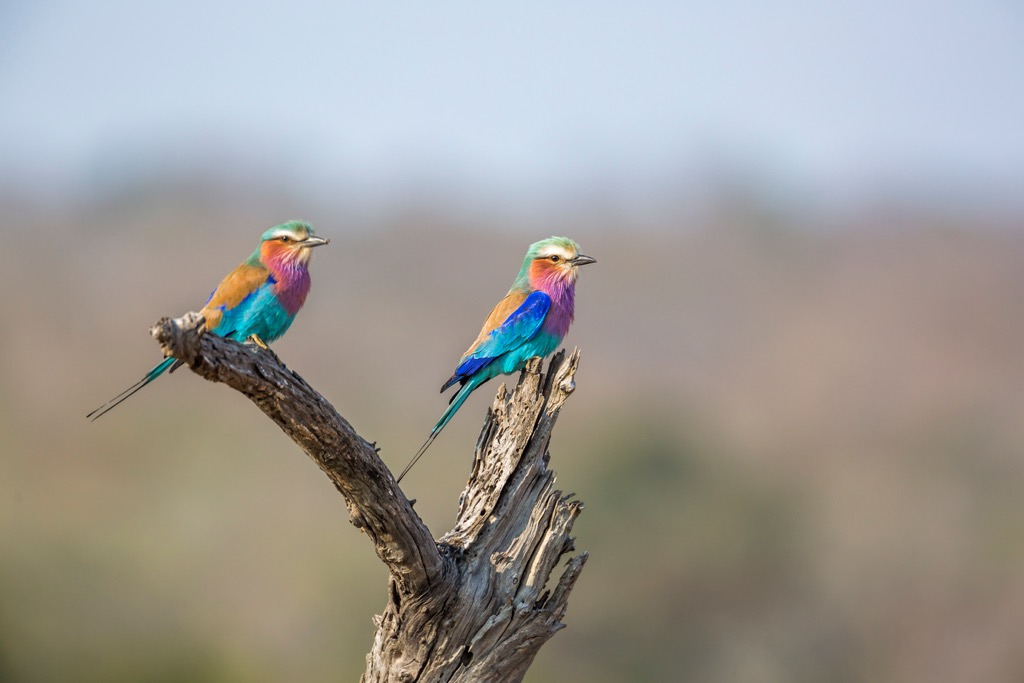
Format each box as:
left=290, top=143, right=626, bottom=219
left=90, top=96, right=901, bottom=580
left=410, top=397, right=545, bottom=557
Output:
left=1, top=1, right=1022, bottom=203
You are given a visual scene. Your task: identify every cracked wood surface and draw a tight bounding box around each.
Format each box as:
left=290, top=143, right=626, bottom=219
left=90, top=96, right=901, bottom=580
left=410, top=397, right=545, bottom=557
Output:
left=151, top=313, right=587, bottom=682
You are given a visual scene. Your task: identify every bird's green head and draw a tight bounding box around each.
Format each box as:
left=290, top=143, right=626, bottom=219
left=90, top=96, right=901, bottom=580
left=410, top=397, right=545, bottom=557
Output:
left=514, top=236, right=596, bottom=290
left=258, top=220, right=329, bottom=265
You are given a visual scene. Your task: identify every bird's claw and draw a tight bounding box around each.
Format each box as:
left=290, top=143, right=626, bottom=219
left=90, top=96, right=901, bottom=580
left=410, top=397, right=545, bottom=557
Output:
left=247, top=334, right=270, bottom=350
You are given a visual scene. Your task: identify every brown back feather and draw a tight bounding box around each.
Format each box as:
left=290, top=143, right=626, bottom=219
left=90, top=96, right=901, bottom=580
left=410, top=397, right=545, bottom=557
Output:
left=199, top=261, right=270, bottom=331
left=462, top=290, right=529, bottom=360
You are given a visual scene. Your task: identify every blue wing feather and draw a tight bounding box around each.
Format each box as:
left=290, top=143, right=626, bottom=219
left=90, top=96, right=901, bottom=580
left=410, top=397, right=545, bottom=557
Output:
left=444, top=291, right=550, bottom=387
left=209, top=279, right=297, bottom=343
left=210, top=286, right=263, bottom=338
left=406, top=291, right=555, bottom=482
left=235, top=286, right=295, bottom=343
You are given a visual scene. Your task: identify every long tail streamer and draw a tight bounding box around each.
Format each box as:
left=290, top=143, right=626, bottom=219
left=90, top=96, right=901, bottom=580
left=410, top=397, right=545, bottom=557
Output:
left=86, top=357, right=177, bottom=421
left=395, top=379, right=479, bottom=483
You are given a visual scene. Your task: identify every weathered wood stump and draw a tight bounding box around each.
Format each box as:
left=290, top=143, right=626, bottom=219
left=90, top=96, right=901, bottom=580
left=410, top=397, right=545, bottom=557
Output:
left=151, top=313, right=588, bottom=682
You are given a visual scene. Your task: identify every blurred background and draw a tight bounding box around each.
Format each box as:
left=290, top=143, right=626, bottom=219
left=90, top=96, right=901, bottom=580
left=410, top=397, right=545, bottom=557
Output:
left=3, top=2, right=1024, bottom=681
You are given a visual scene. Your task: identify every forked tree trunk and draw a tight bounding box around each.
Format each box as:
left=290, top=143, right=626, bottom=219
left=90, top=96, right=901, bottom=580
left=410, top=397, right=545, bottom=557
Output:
left=152, top=313, right=588, bottom=683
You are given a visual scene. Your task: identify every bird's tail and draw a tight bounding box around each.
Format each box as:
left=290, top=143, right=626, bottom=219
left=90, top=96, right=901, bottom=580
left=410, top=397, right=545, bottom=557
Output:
left=395, top=380, right=478, bottom=483
left=86, top=357, right=178, bottom=421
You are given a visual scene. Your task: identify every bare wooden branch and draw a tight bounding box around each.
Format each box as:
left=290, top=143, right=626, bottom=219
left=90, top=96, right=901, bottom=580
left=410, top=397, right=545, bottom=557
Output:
left=365, top=350, right=588, bottom=682
left=151, top=313, right=587, bottom=682
left=150, top=313, right=446, bottom=596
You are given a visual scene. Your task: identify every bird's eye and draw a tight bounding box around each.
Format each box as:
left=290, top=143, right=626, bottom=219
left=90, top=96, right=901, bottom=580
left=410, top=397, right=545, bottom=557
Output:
left=279, top=236, right=291, bottom=243
left=550, top=255, right=560, bottom=263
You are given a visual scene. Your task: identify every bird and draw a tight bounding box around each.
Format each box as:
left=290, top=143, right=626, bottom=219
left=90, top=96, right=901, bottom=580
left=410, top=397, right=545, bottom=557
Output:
left=396, top=236, right=595, bottom=483
left=87, top=220, right=329, bottom=421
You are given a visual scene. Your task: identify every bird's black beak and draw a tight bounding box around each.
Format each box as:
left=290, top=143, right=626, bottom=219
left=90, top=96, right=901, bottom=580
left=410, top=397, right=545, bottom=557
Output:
left=571, top=254, right=596, bottom=266
left=300, top=236, right=330, bottom=248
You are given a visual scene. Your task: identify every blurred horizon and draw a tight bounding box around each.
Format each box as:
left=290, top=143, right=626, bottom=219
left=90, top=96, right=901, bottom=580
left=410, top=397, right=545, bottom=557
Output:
left=3, top=1, right=1024, bottom=211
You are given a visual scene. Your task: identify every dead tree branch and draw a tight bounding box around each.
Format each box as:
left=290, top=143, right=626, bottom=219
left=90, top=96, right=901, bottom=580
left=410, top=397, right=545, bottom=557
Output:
left=151, top=312, right=588, bottom=683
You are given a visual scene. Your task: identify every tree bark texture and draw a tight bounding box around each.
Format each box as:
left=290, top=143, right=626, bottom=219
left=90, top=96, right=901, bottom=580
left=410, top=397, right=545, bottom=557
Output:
left=151, top=313, right=588, bottom=683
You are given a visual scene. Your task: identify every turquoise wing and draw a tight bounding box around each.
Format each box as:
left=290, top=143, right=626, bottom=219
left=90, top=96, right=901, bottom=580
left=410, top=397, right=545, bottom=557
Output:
left=442, top=291, right=551, bottom=390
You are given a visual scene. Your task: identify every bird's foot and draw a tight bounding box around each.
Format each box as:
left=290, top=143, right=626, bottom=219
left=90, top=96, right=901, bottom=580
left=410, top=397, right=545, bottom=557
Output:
left=247, top=334, right=270, bottom=350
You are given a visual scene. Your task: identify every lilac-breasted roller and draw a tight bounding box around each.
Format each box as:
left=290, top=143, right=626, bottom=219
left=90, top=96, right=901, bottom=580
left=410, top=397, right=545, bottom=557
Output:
left=396, top=236, right=596, bottom=482
left=87, top=220, right=329, bottom=420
